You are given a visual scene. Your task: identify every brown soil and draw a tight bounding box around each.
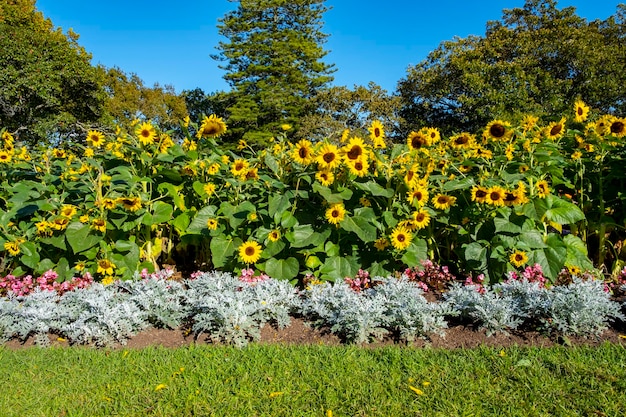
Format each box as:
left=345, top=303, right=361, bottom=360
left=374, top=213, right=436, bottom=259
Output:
left=5, top=317, right=626, bottom=350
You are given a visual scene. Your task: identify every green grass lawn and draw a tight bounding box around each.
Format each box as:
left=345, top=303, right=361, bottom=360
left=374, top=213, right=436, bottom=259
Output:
left=1, top=343, right=625, bottom=416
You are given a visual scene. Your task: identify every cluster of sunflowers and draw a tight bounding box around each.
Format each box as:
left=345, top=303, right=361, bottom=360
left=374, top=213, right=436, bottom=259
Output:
left=0, top=100, right=624, bottom=286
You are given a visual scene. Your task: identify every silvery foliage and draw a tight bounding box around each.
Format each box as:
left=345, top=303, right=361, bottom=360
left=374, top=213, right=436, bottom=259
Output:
left=300, top=276, right=452, bottom=344
left=183, top=271, right=300, bottom=347
left=115, top=274, right=187, bottom=329
left=56, top=284, right=149, bottom=347
left=444, top=283, right=527, bottom=336
left=0, top=289, right=63, bottom=347
left=544, top=278, right=624, bottom=337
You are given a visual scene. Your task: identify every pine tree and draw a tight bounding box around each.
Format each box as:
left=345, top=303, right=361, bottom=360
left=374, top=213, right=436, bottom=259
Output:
left=213, top=0, right=334, bottom=147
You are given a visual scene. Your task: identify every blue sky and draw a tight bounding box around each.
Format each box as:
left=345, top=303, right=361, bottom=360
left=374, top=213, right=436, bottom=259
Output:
left=36, top=0, right=621, bottom=94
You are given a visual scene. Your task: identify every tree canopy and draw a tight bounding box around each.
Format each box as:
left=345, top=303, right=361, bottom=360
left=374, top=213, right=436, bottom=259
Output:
left=213, top=0, right=335, bottom=147
left=0, top=0, right=106, bottom=144
left=397, top=0, right=626, bottom=134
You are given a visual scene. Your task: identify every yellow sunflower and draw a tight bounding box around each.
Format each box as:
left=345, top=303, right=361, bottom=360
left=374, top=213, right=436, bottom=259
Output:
left=503, top=190, right=521, bottom=207
left=342, top=136, right=367, bottom=163
left=368, top=120, right=386, bottom=149
left=204, top=182, right=216, bottom=196
left=291, top=139, right=315, bottom=165
left=406, top=187, right=429, bottom=207
left=206, top=218, right=218, bottom=230
left=118, top=196, right=142, bottom=212
left=268, top=229, right=281, bottom=242
left=573, top=100, right=590, bottom=123
left=86, top=130, right=105, bottom=148
left=196, top=114, right=227, bottom=138
left=609, top=117, right=626, bottom=137
left=0, top=150, right=11, bottom=163
left=101, top=198, right=117, bottom=210
left=315, top=143, right=341, bottom=170
left=97, top=259, right=116, bottom=276
left=51, top=217, right=70, bottom=230
left=535, top=180, right=550, bottom=198
left=91, top=218, right=107, bottom=233
left=472, top=185, right=487, bottom=203
left=412, top=209, right=431, bottom=230
left=347, top=158, right=369, bottom=177
left=390, top=226, right=413, bottom=251
left=509, top=250, right=529, bottom=268
left=60, top=204, right=77, bottom=218
left=315, top=170, right=335, bottom=186
left=238, top=240, right=263, bottom=264
left=484, top=120, right=513, bottom=141
left=432, top=194, right=456, bottom=210
left=374, top=237, right=390, bottom=251
left=3, top=240, right=21, bottom=256
left=544, top=117, right=567, bottom=140
left=521, top=114, right=539, bottom=132
left=449, top=132, right=474, bottom=149
left=406, top=131, right=430, bottom=150
left=424, top=127, right=441, bottom=144
left=325, top=203, right=346, bottom=225
left=231, top=159, right=249, bottom=178
left=135, top=122, right=157, bottom=145
left=485, top=186, right=506, bottom=207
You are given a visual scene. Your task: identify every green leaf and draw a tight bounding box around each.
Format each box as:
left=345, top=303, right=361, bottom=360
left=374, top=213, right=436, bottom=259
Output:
left=158, top=182, right=186, bottom=210
left=210, top=235, right=241, bottom=268
left=319, top=256, right=360, bottom=282
left=65, top=222, right=103, bottom=254
left=269, top=191, right=293, bottom=220
left=187, top=206, right=217, bottom=233
left=265, top=153, right=280, bottom=175
left=528, top=234, right=567, bottom=282
left=263, top=257, right=299, bottom=281
left=19, top=241, right=40, bottom=270
left=312, top=183, right=353, bottom=203
left=540, top=195, right=586, bottom=225
left=151, top=201, right=174, bottom=224
left=352, top=181, right=394, bottom=197
left=442, top=177, right=475, bottom=192
left=40, top=235, right=67, bottom=251
left=340, top=214, right=377, bottom=243
left=401, top=239, right=428, bottom=267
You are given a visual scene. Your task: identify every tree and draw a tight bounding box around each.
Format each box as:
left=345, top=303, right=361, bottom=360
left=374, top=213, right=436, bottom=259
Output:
left=99, top=66, right=188, bottom=132
left=214, top=0, right=335, bottom=147
left=0, top=0, right=106, bottom=145
left=298, top=82, right=403, bottom=143
left=182, top=88, right=233, bottom=124
left=397, top=0, right=626, bottom=134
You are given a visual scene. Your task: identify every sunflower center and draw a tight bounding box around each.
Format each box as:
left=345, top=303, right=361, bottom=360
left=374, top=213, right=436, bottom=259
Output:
left=515, top=254, right=524, bottom=261
left=550, top=124, right=563, bottom=136
left=438, top=196, right=448, bottom=204
left=204, top=125, right=219, bottom=135
left=577, top=107, right=584, bottom=116
left=455, top=135, right=469, bottom=145
left=323, top=153, right=335, bottom=163
left=141, top=130, right=151, bottom=138
left=611, top=121, right=624, bottom=133
left=397, top=234, right=406, bottom=242
left=374, top=128, right=381, bottom=137
left=245, top=247, right=255, bottom=256
left=347, top=146, right=362, bottom=160
left=490, top=124, right=505, bottom=138
left=331, top=210, right=339, bottom=218
left=299, top=147, right=309, bottom=159
left=354, top=162, right=363, bottom=170
left=414, top=192, right=423, bottom=200
left=411, top=138, right=424, bottom=149
left=490, top=192, right=501, bottom=200
left=476, top=190, right=487, bottom=198
left=415, top=214, right=425, bottom=221
left=504, top=193, right=516, bottom=202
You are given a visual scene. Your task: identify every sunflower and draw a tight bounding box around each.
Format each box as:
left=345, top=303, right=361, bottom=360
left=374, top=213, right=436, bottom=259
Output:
left=407, top=131, right=430, bottom=150
left=204, top=183, right=216, bottom=196
left=449, top=132, right=474, bottom=149
left=245, top=167, right=259, bottom=181
left=231, top=159, right=249, bottom=178
left=368, top=120, right=386, bottom=149
left=347, top=158, right=369, bottom=177
left=521, top=114, right=539, bottom=132
left=471, top=186, right=488, bottom=203
left=51, top=217, right=70, bottom=230
left=3, top=241, right=21, bottom=256
left=238, top=240, right=263, bottom=264
left=535, top=180, right=550, bottom=198
left=135, top=122, right=157, bottom=145
left=544, top=117, right=567, bottom=140
left=79, top=214, right=90, bottom=223
left=60, top=204, right=77, bottom=218
left=315, top=143, right=341, bottom=170
left=315, top=170, right=335, bottom=186
left=485, top=186, right=506, bottom=207
left=595, top=115, right=612, bottom=136
left=503, top=190, right=521, bottom=207
left=53, top=149, right=66, bottom=158
left=292, top=139, right=315, bottom=165
left=97, top=259, right=116, bottom=276
left=390, top=226, right=413, bottom=251
left=325, top=203, right=346, bottom=225
left=374, top=237, right=390, bottom=251
left=412, top=208, right=431, bottom=230
left=484, top=120, right=512, bottom=141
left=86, top=130, right=105, bottom=148
left=510, top=250, right=529, bottom=268
left=118, top=196, right=142, bottom=212
left=571, top=150, right=582, bottom=161
left=197, top=114, right=227, bottom=138
left=268, top=229, right=281, bottom=242
left=91, top=218, right=107, bottom=233
left=342, top=136, right=367, bottom=163
left=573, top=100, right=590, bottom=123
left=424, top=127, right=441, bottom=144
left=432, top=194, right=456, bottom=210
left=406, top=186, right=429, bottom=207
left=0, top=150, right=11, bottom=163
left=609, top=117, right=626, bottom=137
left=206, top=218, right=218, bottom=230
left=101, top=198, right=117, bottom=210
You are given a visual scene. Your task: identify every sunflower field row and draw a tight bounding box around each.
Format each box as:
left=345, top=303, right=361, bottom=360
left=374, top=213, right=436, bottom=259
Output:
left=0, top=102, right=625, bottom=287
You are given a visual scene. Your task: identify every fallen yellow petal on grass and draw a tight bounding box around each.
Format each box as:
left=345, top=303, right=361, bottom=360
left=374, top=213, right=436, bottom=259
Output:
left=326, top=410, right=333, bottom=417
left=155, top=383, right=167, bottom=391
left=409, top=385, right=424, bottom=396
left=269, top=392, right=283, bottom=398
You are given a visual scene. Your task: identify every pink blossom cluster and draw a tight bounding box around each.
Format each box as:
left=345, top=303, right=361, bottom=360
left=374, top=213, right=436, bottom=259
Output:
left=506, top=263, right=547, bottom=287
left=0, top=269, right=93, bottom=297
left=464, top=273, right=486, bottom=293
left=404, top=260, right=456, bottom=292
left=238, top=268, right=270, bottom=285
left=344, top=269, right=373, bottom=293
left=139, top=267, right=175, bottom=280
